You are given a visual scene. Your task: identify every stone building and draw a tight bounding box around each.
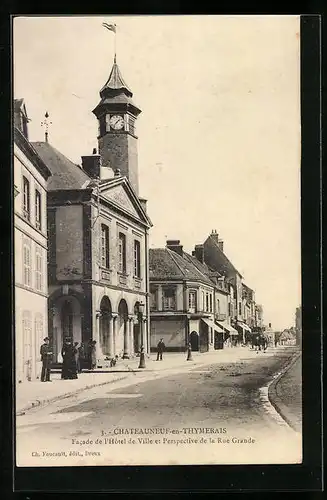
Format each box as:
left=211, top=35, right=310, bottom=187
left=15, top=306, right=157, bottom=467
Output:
left=32, top=57, right=152, bottom=367
left=149, top=240, right=224, bottom=353
left=14, top=99, right=52, bottom=382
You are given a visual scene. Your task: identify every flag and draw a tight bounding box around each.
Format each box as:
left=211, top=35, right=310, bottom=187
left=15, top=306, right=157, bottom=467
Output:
left=102, top=22, right=116, bottom=33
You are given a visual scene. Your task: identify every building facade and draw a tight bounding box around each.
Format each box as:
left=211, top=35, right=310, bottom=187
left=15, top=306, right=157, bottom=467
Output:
left=14, top=99, right=51, bottom=382
left=149, top=240, right=226, bottom=353
left=32, top=57, right=152, bottom=367
left=201, top=230, right=253, bottom=343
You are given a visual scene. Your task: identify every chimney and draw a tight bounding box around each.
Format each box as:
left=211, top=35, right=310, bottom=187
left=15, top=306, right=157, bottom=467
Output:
left=218, top=239, right=224, bottom=252
left=194, top=244, right=204, bottom=263
left=210, top=229, right=219, bottom=243
left=81, top=149, right=101, bottom=179
left=166, top=239, right=183, bottom=256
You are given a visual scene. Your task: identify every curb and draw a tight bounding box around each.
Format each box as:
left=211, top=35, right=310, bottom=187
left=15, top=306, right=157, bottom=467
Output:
left=267, top=351, right=302, bottom=432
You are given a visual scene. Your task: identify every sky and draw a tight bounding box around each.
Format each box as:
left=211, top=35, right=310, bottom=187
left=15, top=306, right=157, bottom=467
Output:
left=13, top=15, right=301, bottom=329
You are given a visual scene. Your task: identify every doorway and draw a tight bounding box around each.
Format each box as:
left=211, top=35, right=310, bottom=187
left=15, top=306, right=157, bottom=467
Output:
left=190, top=331, right=199, bottom=351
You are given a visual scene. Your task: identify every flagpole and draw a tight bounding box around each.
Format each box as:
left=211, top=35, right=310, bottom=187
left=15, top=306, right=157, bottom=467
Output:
left=114, top=26, right=117, bottom=62
left=102, top=22, right=117, bottom=62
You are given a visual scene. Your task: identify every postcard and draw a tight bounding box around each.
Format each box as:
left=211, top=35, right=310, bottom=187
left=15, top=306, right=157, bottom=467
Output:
left=13, top=15, right=302, bottom=467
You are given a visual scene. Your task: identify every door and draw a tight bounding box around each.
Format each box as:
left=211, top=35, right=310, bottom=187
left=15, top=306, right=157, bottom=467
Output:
left=190, top=331, right=199, bottom=351
left=22, top=312, right=32, bottom=381
left=214, top=331, right=224, bottom=350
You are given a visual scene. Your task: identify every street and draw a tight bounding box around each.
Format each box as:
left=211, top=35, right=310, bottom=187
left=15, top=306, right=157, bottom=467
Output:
left=16, top=347, right=302, bottom=466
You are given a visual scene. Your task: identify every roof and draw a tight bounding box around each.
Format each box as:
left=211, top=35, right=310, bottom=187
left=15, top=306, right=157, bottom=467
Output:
left=149, top=248, right=213, bottom=285
left=182, top=252, right=216, bottom=282
left=14, top=128, right=52, bottom=180
left=204, top=235, right=243, bottom=278
left=31, top=141, right=91, bottom=190
left=100, top=59, right=132, bottom=97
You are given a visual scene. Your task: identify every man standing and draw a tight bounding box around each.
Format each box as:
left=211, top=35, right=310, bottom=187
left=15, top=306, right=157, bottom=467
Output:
left=156, top=338, right=165, bottom=361
left=40, top=337, right=52, bottom=382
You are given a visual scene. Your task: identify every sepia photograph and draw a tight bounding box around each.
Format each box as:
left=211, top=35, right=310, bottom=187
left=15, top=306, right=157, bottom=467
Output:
left=13, top=15, right=302, bottom=467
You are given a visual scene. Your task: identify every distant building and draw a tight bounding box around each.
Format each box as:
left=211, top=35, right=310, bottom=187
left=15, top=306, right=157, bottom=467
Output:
left=14, top=99, right=52, bottom=382
left=255, top=304, right=264, bottom=328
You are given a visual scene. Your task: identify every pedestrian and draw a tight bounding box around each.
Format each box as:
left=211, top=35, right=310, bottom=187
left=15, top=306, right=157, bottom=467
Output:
left=90, top=340, right=97, bottom=370
left=40, top=337, right=52, bottom=382
left=77, top=342, right=85, bottom=373
left=156, top=338, right=165, bottom=361
left=74, top=342, right=81, bottom=373
left=61, top=338, right=78, bottom=380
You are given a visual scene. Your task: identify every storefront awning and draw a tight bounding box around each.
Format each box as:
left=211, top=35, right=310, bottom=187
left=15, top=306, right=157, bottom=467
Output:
left=237, top=321, right=252, bottom=332
left=201, top=318, right=224, bottom=334
left=216, top=320, right=239, bottom=336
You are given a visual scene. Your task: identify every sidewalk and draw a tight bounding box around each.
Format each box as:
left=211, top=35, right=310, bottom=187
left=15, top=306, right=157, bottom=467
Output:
left=15, top=347, right=274, bottom=415
left=268, top=352, right=302, bottom=432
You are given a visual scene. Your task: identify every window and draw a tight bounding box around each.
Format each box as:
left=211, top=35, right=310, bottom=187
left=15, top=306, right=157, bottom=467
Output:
left=101, top=224, right=110, bottom=268
left=202, top=291, right=205, bottom=311
left=35, top=189, right=42, bottom=230
left=205, top=293, right=209, bottom=312
left=22, top=176, right=30, bottom=220
left=209, top=294, right=213, bottom=312
left=238, top=302, right=242, bottom=316
left=188, top=290, right=197, bottom=312
left=162, top=288, right=176, bottom=311
left=228, top=302, right=232, bottom=317
left=35, top=245, right=43, bottom=291
left=216, top=299, right=220, bottom=316
left=150, top=286, right=157, bottom=310
left=129, top=116, right=135, bottom=135
left=118, top=232, right=126, bottom=273
left=23, top=239, right=31, bottom=286
left=134, top=240, right=141, bottom=278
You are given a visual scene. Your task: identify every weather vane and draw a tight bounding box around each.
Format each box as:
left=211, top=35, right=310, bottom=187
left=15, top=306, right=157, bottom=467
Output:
left=102, top=22, right=117, bottom=62
left=41, top=111, right=52, bottom=143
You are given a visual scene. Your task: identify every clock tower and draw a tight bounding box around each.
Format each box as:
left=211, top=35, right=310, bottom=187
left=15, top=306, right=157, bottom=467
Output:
left=92, top=56, right=142, bottom=195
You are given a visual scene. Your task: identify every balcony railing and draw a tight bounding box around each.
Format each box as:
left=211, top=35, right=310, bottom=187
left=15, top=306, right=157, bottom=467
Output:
left=215, top=313, right=227, bottom=321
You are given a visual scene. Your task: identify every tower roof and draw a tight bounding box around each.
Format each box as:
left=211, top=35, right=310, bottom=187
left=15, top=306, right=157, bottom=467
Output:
left=100, top=58, right=133, bottom=98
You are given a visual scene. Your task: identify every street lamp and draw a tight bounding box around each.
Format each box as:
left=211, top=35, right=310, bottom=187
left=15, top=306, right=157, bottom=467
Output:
left=138, top=301, right=146, bottom=369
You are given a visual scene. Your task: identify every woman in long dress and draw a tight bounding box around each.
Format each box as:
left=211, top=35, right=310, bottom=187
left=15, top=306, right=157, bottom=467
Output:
left=61, top=339, right=78, bottom=379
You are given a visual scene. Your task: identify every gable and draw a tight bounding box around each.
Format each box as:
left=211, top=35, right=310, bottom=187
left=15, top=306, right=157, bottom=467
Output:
left=101, top=183, right=141, bottom=219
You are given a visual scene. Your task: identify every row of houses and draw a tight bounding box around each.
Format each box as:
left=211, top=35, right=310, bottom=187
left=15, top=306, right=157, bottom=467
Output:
left=14, top=55, right=263, bottom=383
left=148, top=235, right=263, bottom=353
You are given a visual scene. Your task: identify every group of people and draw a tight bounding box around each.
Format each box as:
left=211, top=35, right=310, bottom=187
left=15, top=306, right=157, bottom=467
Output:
left=40, top=337, right=98, bottom=382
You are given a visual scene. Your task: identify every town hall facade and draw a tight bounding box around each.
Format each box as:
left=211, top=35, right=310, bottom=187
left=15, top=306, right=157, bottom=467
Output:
left=32, top=57, right=152, bottom=367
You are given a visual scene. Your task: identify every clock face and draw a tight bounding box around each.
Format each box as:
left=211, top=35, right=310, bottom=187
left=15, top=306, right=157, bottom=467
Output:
left=109, top=115, right=124, bottom=130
